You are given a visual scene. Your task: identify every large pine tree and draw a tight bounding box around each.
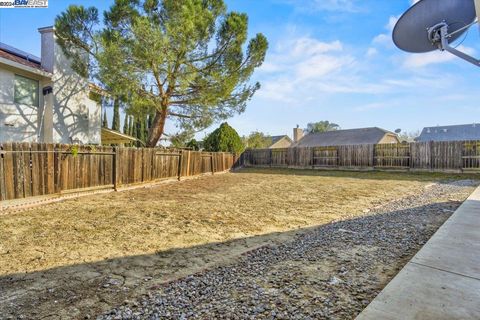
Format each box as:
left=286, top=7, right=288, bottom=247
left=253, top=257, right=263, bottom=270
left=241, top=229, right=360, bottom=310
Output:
left=55, top=0, right=268, bottom=147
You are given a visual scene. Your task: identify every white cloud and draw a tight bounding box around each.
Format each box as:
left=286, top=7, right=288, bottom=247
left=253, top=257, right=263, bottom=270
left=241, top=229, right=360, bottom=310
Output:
left=371, top=15, right=399, bottom=48
left=403, top=45, right=476, bottom=68
left=386, top=16, right=399, bottom=32
left=366, top=47, right=378, bottom=57
left=255, top=34, right=395, bottom=106
left=373, top=34, right=390, bottom=46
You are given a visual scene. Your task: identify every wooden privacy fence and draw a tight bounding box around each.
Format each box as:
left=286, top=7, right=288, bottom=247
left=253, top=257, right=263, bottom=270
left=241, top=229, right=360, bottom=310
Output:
left=0, top=142, right=239, bottom=201
left=243, top=141, right=480, bottom=173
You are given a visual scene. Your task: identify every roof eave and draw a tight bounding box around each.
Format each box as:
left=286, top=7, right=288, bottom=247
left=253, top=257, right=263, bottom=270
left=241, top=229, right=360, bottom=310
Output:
left=0, top=56, right=52, bottom=78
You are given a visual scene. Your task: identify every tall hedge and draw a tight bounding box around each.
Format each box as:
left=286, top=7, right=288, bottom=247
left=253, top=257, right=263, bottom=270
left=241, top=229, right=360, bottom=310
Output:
left=204, top=122, right=244, bottom=153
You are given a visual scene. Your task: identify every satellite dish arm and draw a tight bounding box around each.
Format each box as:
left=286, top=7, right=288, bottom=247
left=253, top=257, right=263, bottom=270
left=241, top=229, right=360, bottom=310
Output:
left=439, top=24, right=480, bottom=67
left=476, top=0, right=480, bottom=32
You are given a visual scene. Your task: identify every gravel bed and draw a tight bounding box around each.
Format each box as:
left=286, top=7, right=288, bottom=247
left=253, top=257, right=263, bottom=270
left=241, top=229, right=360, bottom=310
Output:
left=99, top=180, right=477, bottom=320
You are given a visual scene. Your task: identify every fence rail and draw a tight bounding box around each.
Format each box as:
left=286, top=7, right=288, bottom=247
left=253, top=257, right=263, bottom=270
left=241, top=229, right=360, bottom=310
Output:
left=0, top=142, right=239, bottom=201
left=243, top=141, right=480, bottom=173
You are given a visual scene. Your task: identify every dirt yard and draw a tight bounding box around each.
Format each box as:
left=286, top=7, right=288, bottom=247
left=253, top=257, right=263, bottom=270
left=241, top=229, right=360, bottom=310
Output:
left=0, top=168, right=478, bottom=319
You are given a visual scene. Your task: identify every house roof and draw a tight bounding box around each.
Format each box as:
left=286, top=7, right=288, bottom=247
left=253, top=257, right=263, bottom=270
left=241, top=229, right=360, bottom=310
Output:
left=268, top=135, right=292, bottom=148
left=0, top=42, right=43, bottom=71
left=292, top=127, right=396, bottom=147
left=270, top=135, right=291, bottom=144
left=101, top=128, right=137, bottom=145
left=416, top=124, right=480, bottom=142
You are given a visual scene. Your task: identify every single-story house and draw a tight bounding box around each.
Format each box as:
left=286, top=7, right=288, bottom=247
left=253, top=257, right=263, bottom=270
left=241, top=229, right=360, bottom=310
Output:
left=291, top=127, right=400, bottom=147
left=416, top=124, right=480, bottom=142
left=0, top=26, right=103, bottom=144
left=268, top=135, right=292, bottom=149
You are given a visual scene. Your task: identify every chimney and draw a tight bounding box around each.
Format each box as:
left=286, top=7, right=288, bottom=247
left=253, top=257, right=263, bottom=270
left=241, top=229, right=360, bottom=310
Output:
left=38, top=26, right=55, bottom=73
left=293, top=125, right=304, bottom=143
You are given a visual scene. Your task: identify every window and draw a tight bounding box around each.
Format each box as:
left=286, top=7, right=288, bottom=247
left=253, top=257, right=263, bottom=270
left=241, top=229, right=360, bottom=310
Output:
left=14, top=74, right=39, bottom=107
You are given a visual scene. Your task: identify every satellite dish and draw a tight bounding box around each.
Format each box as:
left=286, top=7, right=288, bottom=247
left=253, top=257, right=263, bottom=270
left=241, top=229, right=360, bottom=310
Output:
left=393, top=0, right=480, bottom=67
left=395, top=128, right=402, bottom=134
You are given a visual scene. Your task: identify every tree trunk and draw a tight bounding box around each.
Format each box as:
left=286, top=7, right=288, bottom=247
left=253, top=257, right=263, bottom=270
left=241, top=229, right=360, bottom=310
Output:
left=146, top=108, right=168, bottom=147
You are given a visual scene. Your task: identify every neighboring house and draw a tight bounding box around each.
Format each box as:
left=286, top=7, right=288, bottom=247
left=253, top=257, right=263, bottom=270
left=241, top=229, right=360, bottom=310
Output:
left=0, top=26, right=101, bottom=144
left=291, top=127, right=400, bottom=147
left=416, top=124, right=480, bottom=142
left=268, top=135, right=292, bottom=149
left=101, top=127, right=137, bottom=146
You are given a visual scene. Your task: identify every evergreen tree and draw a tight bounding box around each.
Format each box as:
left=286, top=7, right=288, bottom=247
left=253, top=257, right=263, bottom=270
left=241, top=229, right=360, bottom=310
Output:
left=128, top=116, right=134, bottom=146
left=123, top=113, right=129, bottom=134
left=144, top=114, right=149, bottom=144
left=137, top=117, right=146, bottom=147
left=102, top=110, right=108, bottom=128
left=111, top=98, right=120, bottom=131
left=186, top=139, right=200, bottom=151
left=131, top=116, right=137, bottom=146
left=56, top=0, right=268, bottom=147
left=204, top=122, right=244, bottom=153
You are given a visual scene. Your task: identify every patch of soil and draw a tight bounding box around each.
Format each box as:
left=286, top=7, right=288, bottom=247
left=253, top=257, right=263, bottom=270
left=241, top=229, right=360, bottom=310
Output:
left=0, top=169, right=477, bottom=319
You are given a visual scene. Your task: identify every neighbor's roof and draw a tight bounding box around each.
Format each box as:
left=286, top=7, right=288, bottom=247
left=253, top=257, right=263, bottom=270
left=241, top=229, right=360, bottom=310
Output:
left=292, top=127, right=396, bottom=147
left=0, top=42, right=44, bottom=71
left=270, top=135, right=292, bottom=145
left=101, top=128, right=137, bottom=145
left=416, top=124, right=480, bottom=142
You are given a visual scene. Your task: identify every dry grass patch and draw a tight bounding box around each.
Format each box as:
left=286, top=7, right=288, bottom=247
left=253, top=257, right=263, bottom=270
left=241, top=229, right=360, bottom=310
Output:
left=1, top=168, right=473, bottom=276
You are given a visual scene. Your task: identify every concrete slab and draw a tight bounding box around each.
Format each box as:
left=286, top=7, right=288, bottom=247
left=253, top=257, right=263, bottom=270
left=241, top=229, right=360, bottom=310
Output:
left=357, top=263, right=480, bottom=320
left=357, top=185, right=480, bottom=320
left=412, top=229, right=480, bottom=280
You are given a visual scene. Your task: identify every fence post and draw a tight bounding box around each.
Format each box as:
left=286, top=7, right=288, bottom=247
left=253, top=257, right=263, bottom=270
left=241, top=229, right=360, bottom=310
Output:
left=430, top=141, right=434, bottom=171
left=177, top=150, right=183, bottom=180
left=211, top=152, right=215, bottom=175
left=370, top=144, right=376, bottom=169
left=54, top=144, right=61, bottom=193
left=113, top=147, right=119, bottom=191
left=311, top=147, right=315, bottom=169
left=46, top=143, right=55, bottom=194
left=409, top=142, right=413, bottom=170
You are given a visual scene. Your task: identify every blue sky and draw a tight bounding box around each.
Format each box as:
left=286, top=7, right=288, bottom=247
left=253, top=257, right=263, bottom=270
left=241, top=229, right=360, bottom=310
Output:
left=1, top=0, right=479, bottom=140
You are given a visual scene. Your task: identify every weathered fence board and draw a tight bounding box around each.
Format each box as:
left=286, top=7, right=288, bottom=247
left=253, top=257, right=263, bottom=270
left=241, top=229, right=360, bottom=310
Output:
left=313, top=147, right=338, bottom=167
left=375, top=143, right=410, bottom=168
left=0, top=143, right=238, bottom=201
left=245, top=141, right=480, bottom=173
left=463, top=141, right=480, bottom=170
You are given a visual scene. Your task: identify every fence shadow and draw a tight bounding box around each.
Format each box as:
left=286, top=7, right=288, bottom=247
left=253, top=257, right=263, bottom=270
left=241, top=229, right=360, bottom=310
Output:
left=0, top=200, right=464, bottom=319
left=233, top=166, right=480, bottom=183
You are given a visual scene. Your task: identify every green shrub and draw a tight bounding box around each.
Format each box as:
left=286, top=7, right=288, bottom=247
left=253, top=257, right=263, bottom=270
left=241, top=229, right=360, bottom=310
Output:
left=204, top=123, right=244, bottom=153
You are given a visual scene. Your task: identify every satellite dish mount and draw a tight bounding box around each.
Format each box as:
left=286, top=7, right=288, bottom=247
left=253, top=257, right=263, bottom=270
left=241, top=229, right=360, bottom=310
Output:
left=427, top=20, right=480, bottom=66
left=393, top=0, right=480, bottom=68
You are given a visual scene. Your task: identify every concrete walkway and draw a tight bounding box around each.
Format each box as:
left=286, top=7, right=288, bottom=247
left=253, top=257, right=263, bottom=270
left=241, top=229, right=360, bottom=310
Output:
left=357, top=185, right=480, bottom=320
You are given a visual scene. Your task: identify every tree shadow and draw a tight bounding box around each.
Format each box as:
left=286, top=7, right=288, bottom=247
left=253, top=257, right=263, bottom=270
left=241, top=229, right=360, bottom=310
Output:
left=232, top=167, right=480, bottom=183
left=0, top=68, right=95, bottom=144
left=52, top=71, right=91, bottom=144
left=0, top=200, right=467, bottom=319
left=0, top=103, right=39, bottom=142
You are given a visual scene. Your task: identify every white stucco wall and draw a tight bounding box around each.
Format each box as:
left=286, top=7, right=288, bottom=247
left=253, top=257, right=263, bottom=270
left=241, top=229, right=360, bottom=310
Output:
left=41, top=27, right=101, bottom=145
left=0, top=27, right=102, bottom=145
left=0, top=66, right=46, bottom=142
